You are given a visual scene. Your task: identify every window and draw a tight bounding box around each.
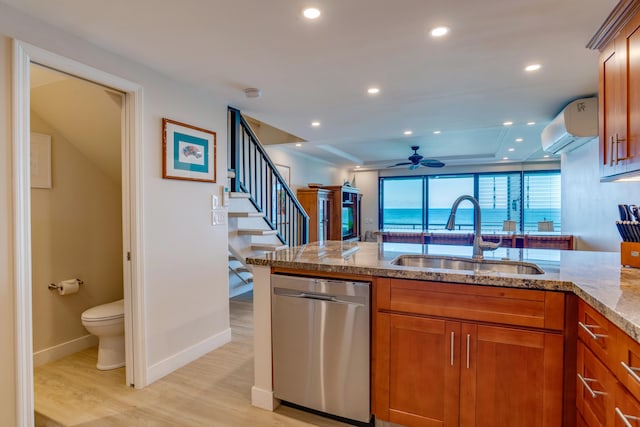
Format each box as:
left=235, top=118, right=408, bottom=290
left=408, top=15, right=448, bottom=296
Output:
left=428, top=175, right=473, bottom=230
left=523, top=172, right=561, bottom=232
left=380, top=177, right=424, bottom=231
left=379, top=170, right=561, bottom=233
left=477, top=173, right=521, bottom=232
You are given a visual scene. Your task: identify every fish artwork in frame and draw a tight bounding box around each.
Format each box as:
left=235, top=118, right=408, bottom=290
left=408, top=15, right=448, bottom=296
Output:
left=162, top=118, right=216, bottom=183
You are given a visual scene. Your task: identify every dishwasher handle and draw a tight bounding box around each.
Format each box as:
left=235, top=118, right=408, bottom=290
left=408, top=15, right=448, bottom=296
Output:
left=273, top=287, right=366, bottom=306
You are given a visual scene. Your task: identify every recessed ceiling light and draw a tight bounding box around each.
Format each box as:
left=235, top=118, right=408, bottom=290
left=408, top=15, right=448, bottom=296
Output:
left=295, top=143, right=302, bottom=147
left=543, top=154, right=550, bottom=158
left=433, top=130, right=441, bottom=135
left=367, top=87, right=380, bottom=95
left=430, top=26, right=450, bottom=37
left=515, top=138, right=523, bottom=142
left=355, top=165, right=361, bottom=169
left=527, top=121, right=536, bottom=126
left=311, top=121, right=321, bottom=127
left=525, top=63, right=542, bottom=72
left=403, top=130, right=413, bottom=135
left=508, top=148, right=515, bottom=152
left=503, top=157, right=509, bottom=160
left=303, top=7, right=321, bottom=19
left=503, top=121, right=513, bottom=126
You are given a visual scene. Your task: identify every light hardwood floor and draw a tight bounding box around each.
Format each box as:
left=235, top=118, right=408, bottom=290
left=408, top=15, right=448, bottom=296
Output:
left=34, top=292, right=351, bottom=426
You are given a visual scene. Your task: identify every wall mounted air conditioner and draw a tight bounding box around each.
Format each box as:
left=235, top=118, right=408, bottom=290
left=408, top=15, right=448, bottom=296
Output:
left=541, top=97, right=598, bottom=154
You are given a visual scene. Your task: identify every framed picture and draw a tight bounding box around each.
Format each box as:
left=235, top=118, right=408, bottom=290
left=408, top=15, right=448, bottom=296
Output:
left=30, top=132, right=52, bottom=189
left=162, top=118, right=216, bottom=182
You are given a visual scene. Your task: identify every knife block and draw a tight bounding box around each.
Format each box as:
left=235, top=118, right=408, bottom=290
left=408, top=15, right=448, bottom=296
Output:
left=621, top=242, right=640, bottom=268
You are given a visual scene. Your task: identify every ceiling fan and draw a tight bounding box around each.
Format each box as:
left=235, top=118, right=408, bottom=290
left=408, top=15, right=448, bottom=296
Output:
left=388, top=145, right=445, bottom=170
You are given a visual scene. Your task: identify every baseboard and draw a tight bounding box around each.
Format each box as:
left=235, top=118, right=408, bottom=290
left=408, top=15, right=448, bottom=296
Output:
left=33, top=334, right=98, bottom=367
left=251, top=386, right=280, bottom=411
left=146, top=328, right=232, bottom=385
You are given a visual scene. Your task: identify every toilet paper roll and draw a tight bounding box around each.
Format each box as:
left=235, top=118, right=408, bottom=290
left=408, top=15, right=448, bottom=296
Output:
left=57, top=279, right=80, bottom=295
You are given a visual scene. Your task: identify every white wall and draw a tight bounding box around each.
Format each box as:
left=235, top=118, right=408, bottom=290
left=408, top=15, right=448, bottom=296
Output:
left=561, top=139, right=639, bottom=251
left=0, top=4, right=230, bottom=425
left=353, top=170, right=379, bottom=235
left=264, top=145, right=349, bottom=191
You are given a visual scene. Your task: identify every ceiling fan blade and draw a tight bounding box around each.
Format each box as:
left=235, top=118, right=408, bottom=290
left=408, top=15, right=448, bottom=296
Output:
left=409, top=163, right=420, bottom=170
left=388, top=162, right=412, bottom=168
left=421, top=159, right=445, bottom=168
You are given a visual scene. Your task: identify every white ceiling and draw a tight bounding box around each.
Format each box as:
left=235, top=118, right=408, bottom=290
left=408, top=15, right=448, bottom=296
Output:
left=4, top=0, right=618, bottom=169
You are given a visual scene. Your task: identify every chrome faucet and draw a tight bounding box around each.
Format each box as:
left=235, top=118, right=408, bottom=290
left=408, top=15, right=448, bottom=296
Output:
left=445, top=195, right=502, bottom=260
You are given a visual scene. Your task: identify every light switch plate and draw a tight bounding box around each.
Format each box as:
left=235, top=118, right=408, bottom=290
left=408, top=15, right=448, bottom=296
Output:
left=212, top=209, right=227, bottom=225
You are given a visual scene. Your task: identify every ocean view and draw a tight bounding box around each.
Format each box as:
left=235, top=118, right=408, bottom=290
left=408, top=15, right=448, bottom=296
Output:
left=383, top=208, right=561, bottom=232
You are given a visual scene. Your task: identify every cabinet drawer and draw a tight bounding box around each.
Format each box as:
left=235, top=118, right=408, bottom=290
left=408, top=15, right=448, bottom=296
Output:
left=379, top=279, right=565, bottom=330
left=614, top=382, right=640, bottom=427
left=578, top=300, right=616, bottom=368
left=614, top=327, right=640, bottom=403
left=577, top=341, right=615, bottom=427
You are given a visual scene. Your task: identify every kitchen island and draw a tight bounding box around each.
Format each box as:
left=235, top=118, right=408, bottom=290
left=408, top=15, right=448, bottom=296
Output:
left=246, top=240, right=640, bottom=425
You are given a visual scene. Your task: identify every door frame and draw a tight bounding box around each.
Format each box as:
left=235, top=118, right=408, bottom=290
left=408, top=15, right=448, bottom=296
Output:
left=12, top=39, right=147, bottom=426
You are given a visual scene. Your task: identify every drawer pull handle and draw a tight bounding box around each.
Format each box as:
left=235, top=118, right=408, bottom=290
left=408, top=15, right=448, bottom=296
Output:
left=577, top=373, right=606, bottom=398
left=466, top=334, right=471, bottom=369
left=615, top=407, right=640, bottom=427
left=450, top=331, right=455, bottom=367
left=621, top=361, right=640, bottom=385
left=578, top=321, right=607, bottom=340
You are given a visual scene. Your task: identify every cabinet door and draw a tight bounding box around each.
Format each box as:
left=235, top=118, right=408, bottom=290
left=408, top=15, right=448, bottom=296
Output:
left=577, top=341, right=615, bottom=427
left=600, top=39, right=627, bottom=178
left=318, top=194, right=331, bottom=242
left=622, top=14, right=640, bottom=173
left=460, top=324, right=564, bottom=427
left=614, top=382, right=640, bottom=427
left=375, top=313, right=460, bottom=426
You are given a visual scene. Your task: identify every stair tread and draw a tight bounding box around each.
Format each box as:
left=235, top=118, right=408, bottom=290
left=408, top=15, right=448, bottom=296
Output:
left=251, top=243, right=288, bottom=251
left=237, top=228, right=278, bottom=235
left=228, top=211, right=264, bottom=217
left=229, top=192, right=250, bottom=199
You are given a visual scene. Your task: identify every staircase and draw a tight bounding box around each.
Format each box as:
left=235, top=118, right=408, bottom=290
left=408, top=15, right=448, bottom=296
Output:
left=226, top=108, right=309, bottom=297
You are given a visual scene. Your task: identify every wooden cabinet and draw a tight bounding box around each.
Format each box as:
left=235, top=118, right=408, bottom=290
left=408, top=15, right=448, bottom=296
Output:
left=576, top=298, right=640, bottom=426
left=597, top=8, right=640, bottom=180
left=321, top=185, right=361, bottom=241
left=374, top=278, right=566, bottom=426
left=297, top=188, right=331, bottom=243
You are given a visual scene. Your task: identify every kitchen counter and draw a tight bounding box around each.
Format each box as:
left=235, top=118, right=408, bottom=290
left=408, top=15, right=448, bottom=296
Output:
left=246, top=240, right=640, bottom=412
left=247, top=240, right=640, bottom=341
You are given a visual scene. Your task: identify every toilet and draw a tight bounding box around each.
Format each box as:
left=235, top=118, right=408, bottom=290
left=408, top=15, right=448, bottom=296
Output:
left=81, top=299, right=125, bottom=370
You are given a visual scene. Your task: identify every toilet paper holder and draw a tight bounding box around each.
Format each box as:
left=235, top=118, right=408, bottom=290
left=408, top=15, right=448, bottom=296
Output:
left=48, top=279, right=84, bottom=291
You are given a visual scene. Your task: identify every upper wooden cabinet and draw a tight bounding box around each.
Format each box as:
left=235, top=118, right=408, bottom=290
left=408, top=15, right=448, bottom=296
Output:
left=597, top=4, right=640, bottom=180
left=297, top=188, right=331, bottom=243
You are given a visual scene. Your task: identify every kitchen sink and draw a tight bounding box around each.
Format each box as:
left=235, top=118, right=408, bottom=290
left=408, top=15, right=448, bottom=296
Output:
left=390, top=255, right=545, bottom=275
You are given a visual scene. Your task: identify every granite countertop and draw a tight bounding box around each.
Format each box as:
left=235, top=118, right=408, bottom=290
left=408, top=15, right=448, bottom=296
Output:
left=246, top=240, right=640, bottom=342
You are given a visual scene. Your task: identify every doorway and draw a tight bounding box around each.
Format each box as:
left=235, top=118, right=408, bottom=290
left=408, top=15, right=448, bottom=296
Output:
left=12, top=40, right=145, bottom=426
left=30, top=63, right=125, bottom=368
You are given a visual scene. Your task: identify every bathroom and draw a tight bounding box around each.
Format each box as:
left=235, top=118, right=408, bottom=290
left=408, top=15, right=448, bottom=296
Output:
left=30, top=65, right=126, bottom=377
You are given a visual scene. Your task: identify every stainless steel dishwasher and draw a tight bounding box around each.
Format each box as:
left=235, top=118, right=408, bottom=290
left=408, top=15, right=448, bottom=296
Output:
left=271, top=274, right=371, bottom=423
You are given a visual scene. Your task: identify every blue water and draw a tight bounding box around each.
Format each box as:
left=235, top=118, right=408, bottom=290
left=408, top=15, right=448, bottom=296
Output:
left=383, top=208, right=561, bottom=232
